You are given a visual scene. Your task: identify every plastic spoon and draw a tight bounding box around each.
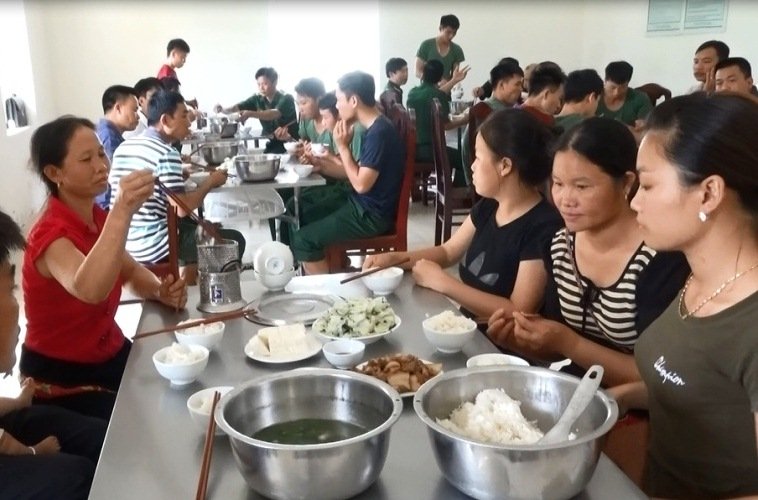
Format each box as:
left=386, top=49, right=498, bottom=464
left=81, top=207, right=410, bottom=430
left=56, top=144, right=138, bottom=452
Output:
left=539, top=365, right=604, bottom=445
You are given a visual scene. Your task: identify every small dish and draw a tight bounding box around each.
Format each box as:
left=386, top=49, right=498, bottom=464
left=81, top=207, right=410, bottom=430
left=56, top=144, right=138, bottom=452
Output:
left=422, top=313, right=477, bottom=353
left=322, top=339, right=365, bottom=369
left=310, top=143, right=328, bottom=156
left=315, top=316, right=402, bottom=345
left=362, top=267, right=403, bottom=295
left=152, top=344, right=209, bottom=387
left=174, top=320, right=225, bottom=350
left=283, top=142, right=299, bottom=153
left=293, top=164, right=314, bottom=179
left=466, top=353, right=530, bottom=368
left=244, top=332, right=322, bottom=364
left=355, top=357, right=443, bottom=397
left=187, top=386, right=234, bottom=435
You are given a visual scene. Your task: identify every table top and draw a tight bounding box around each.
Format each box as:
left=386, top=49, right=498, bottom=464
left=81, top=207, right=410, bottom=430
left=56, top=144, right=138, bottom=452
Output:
left=90, top=275, right=645, bottom=500
left=182, top=133, right=268, bottom=146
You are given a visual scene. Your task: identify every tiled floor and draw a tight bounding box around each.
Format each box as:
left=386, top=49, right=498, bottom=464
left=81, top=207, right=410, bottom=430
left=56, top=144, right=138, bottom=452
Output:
left=0, top=200, right=446, bottom=396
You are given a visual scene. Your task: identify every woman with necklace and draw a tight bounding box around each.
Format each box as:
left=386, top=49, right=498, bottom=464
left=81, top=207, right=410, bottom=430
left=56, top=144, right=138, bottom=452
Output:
left=488, top=117, right=690, bottom=387
left=613, top=93, right=758, bottom=498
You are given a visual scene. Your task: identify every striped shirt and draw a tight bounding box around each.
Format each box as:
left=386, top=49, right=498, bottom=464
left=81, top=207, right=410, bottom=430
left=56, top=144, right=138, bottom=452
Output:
left=550, top=228, right=657, bottom=352
left=108, top=129, right=184, bottom=263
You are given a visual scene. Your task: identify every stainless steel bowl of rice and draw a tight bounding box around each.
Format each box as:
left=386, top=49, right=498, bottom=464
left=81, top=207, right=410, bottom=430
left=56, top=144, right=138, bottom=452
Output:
left=413, top=366, right=618, bottom=500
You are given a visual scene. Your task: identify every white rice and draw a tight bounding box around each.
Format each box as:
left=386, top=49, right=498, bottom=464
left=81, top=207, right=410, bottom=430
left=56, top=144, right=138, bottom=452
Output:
left=425, top=310, right=476, bottom=334
left=163, top=343, right=204, bottom=364
left=437, top=388, right=544, bottom=445
left=176, top=321, right=224, bottom=336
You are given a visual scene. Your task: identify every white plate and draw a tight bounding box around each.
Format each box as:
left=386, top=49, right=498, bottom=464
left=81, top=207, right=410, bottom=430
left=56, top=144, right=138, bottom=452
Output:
left=355, top=357, right=443, bottom=397
left=244, top=333, right=322, bottom=364
left=246, top=293, right=339, bottom=326
left=315, top=316, right=402, bottom=345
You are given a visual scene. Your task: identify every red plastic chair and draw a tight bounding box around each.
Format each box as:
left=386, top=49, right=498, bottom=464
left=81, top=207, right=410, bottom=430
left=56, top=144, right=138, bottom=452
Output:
left=635, top=83, right=671, bottom=106
left=325, top=106, right=416, bottom=272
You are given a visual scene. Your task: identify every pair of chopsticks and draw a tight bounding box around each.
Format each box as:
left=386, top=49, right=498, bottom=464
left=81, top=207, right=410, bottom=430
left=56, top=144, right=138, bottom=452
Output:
left=154, top=178, right=223, bottom=241
left=340, top=257, right=411, bottom=285
left=195, top=390, right=220, bottom=500
left=472, top=312, right=540, bottom=324
left=132, top=307, right=254, bottom=339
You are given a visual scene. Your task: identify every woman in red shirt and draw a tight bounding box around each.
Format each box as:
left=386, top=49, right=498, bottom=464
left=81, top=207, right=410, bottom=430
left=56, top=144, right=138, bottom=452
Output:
left=20, top=116, right=187, bottom=420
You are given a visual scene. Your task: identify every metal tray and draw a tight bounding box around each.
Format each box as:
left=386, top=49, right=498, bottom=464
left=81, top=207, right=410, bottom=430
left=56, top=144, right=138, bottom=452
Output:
left=245, top=292, right=340, bottom=326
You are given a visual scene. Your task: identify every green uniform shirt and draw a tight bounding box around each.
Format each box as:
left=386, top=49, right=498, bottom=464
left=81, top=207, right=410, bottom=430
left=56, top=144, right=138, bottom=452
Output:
left=328, top=122, right=365, bottom=158
left=406, top=82, right=449, bottom=162
left=237, top=90, right=298, bottom=139
left=298, top=119, right=333, bottom=147
left=555, top=113, right=585, bottom=132
left=596, top=88, right=652, bottom=126
left=416, top=38, right=465, bottom=81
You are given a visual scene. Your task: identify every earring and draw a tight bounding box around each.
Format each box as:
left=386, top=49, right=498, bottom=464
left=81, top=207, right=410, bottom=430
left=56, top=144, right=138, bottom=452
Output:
left=698, top=211, right=707, bottom=222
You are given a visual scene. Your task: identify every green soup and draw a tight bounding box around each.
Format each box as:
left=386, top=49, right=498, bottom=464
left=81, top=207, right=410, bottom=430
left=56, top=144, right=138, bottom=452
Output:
left=252, top=418, right=367, bottom=445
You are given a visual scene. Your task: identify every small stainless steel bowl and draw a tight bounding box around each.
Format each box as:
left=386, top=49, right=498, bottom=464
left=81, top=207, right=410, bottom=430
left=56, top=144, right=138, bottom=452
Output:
left=215, top=368, right=403, bottom=500
left=200, top=141, right=240, bottom=165
left=234, top=154, right=281, bottom=182
left=414, top=366, right=618, bottom=500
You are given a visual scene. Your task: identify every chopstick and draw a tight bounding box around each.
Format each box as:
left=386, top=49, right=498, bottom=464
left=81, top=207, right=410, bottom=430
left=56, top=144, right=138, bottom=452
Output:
left=195, top=390, right=220, bottom=500
left=154, top=178, right=223, bottom=241
left=473, top=312, right=540, bottom=324
left=340, top=257, right=411, bottom=285
left=132, top=307, right=254, bottom=339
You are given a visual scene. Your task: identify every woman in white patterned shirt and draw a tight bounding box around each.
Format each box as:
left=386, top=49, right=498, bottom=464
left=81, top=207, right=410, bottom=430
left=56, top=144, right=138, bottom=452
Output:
left=488, top=117, right=688, bottom=386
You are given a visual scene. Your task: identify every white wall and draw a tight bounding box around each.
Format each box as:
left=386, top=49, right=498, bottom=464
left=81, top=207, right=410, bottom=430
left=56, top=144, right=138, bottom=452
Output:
left=2, top=0, right=755, bottom=227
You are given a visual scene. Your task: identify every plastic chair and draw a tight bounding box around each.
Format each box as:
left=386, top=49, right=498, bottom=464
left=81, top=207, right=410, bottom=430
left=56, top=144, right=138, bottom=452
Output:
left=635, top=83, right=671, bottom=106
left=466, top=101, right=494, bottom=169
left=431, top=98, right=474, bottom=246
left=324, top=107, right=416, bottom=273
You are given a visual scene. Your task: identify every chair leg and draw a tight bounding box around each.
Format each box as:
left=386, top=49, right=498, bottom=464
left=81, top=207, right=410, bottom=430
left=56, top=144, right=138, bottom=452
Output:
left=421, top=173, right=429, bottom=207
left=434, top=204, right=443, bottom=246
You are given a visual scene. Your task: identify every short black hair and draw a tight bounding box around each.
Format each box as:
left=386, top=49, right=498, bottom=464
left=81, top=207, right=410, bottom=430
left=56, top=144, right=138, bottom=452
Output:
left=696, top=40, right=730, bottom=61
left=422, top=60, right=444, bottom=85
left=563, top=69, right=604, bottom=103
left=498, top=57, right=520, bottom=67
left=166, top=38, right=190, bottom=56
left=528, top=62, right=567, bottom=96
left=294, top=78, right=326, bottom=99
left=318, top=92, right=338, bottom=118
left=385, top=57, right=408, bottom=77
left=605, top=61, right=634, bottom=85
left=337, top=71, right=376, bottom=107
left=440, top=14, right=460, bottom=30
left=147, top=90, right=186, bottom=126
left=255, top=67, right=279, bottom=84
left=160, top=77, right=181, bottom=93
left=0, top=209, right=25, bottom=263
left=30, top=116, right=95, bottom=196
left=715, top=57, right=752, bottom=78
left=555, top=117, right=637, bottom=180
left=490, top=61, right=524, bottom=88
left=134, top=77, right=163, bottom=98
left=101, top=85, right=136, bottom=114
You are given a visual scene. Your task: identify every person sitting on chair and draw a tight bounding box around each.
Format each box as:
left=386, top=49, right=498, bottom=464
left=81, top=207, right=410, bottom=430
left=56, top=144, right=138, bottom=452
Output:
left=365, top=109, right=562, bottom=323
left=289, top=71, right=404, bottom=275
left=555, top=69, right=604, bottom=132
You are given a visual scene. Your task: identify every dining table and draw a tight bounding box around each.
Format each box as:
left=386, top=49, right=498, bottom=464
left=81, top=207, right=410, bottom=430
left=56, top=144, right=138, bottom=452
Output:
left=90, top=274, right=647, bottom=500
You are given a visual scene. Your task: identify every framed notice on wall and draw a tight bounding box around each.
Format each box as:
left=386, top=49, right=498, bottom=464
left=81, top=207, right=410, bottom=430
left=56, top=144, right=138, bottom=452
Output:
left=647, top=0, right=727, bottom=35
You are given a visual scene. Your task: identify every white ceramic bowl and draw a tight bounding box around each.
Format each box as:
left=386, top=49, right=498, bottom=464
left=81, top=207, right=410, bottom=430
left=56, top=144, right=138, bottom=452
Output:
left=422, top=315, right=477, bottom=354
left=253, top=241, right=295, bottom=276
left=254, top=268, right=296, bottom=291
left=152, top=344, right=210, bottom=386
left=322, top=339, right=366, bottom=369
left=310, top=143, right=327, bottom=156
left=466, top=353, right=530, bottom=368
left=187, top=386, right=234, bottom=435
left=293, top=164, right=314, bottom=179
left=362, top=267, right=403, bottom=295
left=174, top=320, right=225, bottom=351
left=283, top=142, right=299, bottom=153
left=188, top=171, right=210, bottom=185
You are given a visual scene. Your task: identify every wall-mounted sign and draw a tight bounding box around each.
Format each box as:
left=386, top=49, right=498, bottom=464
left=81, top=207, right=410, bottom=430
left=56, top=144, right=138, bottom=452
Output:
left=647, top=0, right=727, bottom=34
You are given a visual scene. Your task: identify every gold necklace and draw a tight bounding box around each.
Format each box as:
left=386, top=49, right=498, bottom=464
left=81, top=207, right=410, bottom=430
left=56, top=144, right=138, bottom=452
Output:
left=678, top=262, right=758, bottom=319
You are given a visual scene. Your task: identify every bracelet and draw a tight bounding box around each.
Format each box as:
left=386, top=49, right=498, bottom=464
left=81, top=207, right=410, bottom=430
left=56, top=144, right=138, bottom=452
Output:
left=29, top=446, right=36, bottom=455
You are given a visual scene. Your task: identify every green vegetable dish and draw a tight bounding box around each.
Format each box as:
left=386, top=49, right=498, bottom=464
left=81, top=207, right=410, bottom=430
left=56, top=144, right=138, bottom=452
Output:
left=312, top=297, right=397, bottom=338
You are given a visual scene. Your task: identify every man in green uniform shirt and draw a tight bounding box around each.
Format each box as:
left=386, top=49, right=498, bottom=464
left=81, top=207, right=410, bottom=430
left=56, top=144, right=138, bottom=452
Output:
left=596, top=61, right=652, bottom=128
left=555, top=69, right=604, bottom=132
left=215, top=67, right=297, bottom=153
left=407, top=60, right=467, bottom=186
left=415, top=14, right=470, bottom=94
